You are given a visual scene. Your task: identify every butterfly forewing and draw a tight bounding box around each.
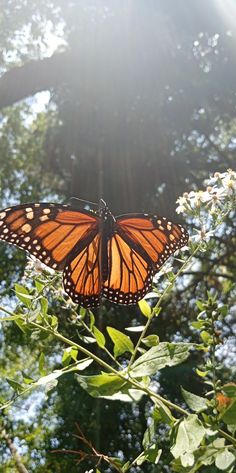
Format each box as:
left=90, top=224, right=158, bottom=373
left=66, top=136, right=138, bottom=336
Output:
left=116, top=214, right=189, bottom=270
left=102, top=233, right=153, bottom=305
left=0, top=203, right=99, bottom=270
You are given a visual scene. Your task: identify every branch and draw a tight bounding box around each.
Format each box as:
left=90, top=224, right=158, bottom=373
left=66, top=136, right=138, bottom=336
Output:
left=0, top=52, right=70, bottom=110
left=1, top=426, right=29, bottom=473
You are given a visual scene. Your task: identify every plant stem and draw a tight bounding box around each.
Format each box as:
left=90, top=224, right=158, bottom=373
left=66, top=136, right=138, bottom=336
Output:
left=128, top=244, right=201, bottom=369
left=0, top=305, right=189, bottom=416
left=69, top=304, right=122, bottom=368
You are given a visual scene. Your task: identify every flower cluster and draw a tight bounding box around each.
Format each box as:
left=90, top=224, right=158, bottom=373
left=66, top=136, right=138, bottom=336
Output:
left=176, top=169, right=236, bottom=216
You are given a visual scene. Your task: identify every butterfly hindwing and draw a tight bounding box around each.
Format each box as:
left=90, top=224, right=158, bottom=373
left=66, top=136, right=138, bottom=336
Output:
left=102, top=232, right=153, bottom=305
left=63, top=232, right=101, bottom=308
left=0, top=203, right=99, bottom=270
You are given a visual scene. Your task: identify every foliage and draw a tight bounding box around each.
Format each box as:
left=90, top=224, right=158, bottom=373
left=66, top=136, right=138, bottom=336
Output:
left=0, top=170, right=235, bottom=471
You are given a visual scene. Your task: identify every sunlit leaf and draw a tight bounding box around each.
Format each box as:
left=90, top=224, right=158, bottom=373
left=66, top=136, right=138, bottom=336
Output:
left=181, top=386, right=208, bottom=412
left=15, top=284, right=33, bottom=307
left=221, top=399, right=236, bottom=425
left=107, top=326, right=134, bottom=358
left=138, top=299, right=152, bottom=318
left=76, top=372, right=126, bottom=397
left=39, top=352, right=45, bottom=375
left=215, top=450, right=235, bottom=471
left=180, top=452, right=195, bottom=467
left=141, top=334, right=159, bottom=347
left=130, top=343, right=192, bottom=377
left=196, top=368, right=209, bottom=377
left=93, top=326, right=106, bottom=348
left=40, top=297, right=48, bottom=315
left=171, top=415, right=205, bottom=459
left=125, top=325, right=145, bottom=332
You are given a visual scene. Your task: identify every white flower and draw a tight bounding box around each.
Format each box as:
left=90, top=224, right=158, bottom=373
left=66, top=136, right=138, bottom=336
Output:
left=25, top=256, right=55, bottom=275
left=222, top=174, right=236, bottom=194
left=190, top=228, right=214, bottom=243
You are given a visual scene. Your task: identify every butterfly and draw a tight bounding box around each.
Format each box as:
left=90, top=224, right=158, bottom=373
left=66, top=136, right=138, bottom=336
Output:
left=0, top=199, right=188, bottom=308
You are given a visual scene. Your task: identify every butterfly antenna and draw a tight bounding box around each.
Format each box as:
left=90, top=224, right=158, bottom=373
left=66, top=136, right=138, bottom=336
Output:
left=69, top=197, right=98, bottom=209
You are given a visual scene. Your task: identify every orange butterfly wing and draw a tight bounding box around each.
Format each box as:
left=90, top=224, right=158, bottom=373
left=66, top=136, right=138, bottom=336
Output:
left=63, top=233, right=101, bottom=308
left=102, top=214, right=188, bottom=305
left=0, top=203, right=99, bottom=270
left=102, top=232, right=152, bottom=305
left=116, top=214, right=189, bottom=270
left=0, top=204, right=189, bottom=308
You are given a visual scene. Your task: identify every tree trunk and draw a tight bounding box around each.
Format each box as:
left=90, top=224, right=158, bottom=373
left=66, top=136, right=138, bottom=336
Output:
left=0, top=52, right=69, bottom=109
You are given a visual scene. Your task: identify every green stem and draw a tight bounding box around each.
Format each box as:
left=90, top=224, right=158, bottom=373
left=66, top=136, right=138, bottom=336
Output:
left=1, top=309, right=236, bottom=447
left=0, top=306, right=188, bottom=416
left=217, top=429, right=236, bottom=445
left=128, top=244, right=201, bottom=369
left=69, top=305, right=122, bottom=368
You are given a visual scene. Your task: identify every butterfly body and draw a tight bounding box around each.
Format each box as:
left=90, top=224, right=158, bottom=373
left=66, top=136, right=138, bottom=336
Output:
left=0, top=200, right=189, bottom=308
left=98, top=199, right=115, bottom=282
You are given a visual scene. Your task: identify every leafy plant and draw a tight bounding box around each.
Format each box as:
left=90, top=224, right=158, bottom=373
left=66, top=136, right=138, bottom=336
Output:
left=0, top=170, right=236, bottom=471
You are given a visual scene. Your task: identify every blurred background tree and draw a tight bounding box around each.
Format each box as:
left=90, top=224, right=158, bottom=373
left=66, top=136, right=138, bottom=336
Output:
left=0, top=1, right=235, bottom=471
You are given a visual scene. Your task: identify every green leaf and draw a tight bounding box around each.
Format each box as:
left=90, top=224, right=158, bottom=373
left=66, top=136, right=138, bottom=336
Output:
left=93, top=326, right=106, bottom=348
left=14, top=284, right=33, bottom=307
left=145, top=445, right=162, bottom=464
left=76, top=372, right=126, bottom=397
left=200, top=330, right=213, bottom=344
left=196, top=368, right=209, bottom=377
left=222, top=384, right=236, bottom=398
left=180, top=452, right=195, bottom=467
left=125, top=325, right=145, bottom=332
left=39, top=352, right=45, bottom=375
left=40, top=297, right=48, bottom=315
left=6, top=378, right=25, bottom=394
left=167, top=271, right=175, bottom=282
left=100, top=388, right=144, bottom=402
left=138, top=299, right=152, bottom=318
left=136, top=445, right=162, bottom=465
left=219, top=305, right=228, bottom=317
left=181, top=386, right=208, bottom=412
left=196, top=300, right=205, bottom=311
left=142, top=335, right=159, bottom=347
left=215, top=450, right=235, bottom=471
left=191, top=320, right=206, bottom=330
left=153, top=401, right=174, bottom=425
left=14, top=317, right=27, bottom=333
left=221, top=399, right=236, bottom=425
left=130, top=343, right=192, bottom=377
left=62, top=347, right=78, bottom=367
left=78, top=334, right=96, bottom=344
left=36, top=359, right=92, bottom=387
left=89, top=312, right=95, bottom=330
left=35, top=279, right=44, bottom=293
left=171, top=415, right=205, bottom=459
left=107, top=326, right=134, bottom=358
left=22, top=373, right=34, bottom=384
left=35, top=371, right=63, bottom=386
left=142, top=418, right=156, bottom=449
left=50, top=315, right=58, bottom=329
left=122, top=461, right=131, bottom=472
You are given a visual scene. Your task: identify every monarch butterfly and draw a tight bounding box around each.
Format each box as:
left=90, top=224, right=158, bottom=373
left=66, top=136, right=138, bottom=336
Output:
left=0, top=199, right=188, bottom=308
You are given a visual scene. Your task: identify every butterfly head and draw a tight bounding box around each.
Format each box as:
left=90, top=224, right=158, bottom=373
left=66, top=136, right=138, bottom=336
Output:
left=98, top=199, right=115, bottom=222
